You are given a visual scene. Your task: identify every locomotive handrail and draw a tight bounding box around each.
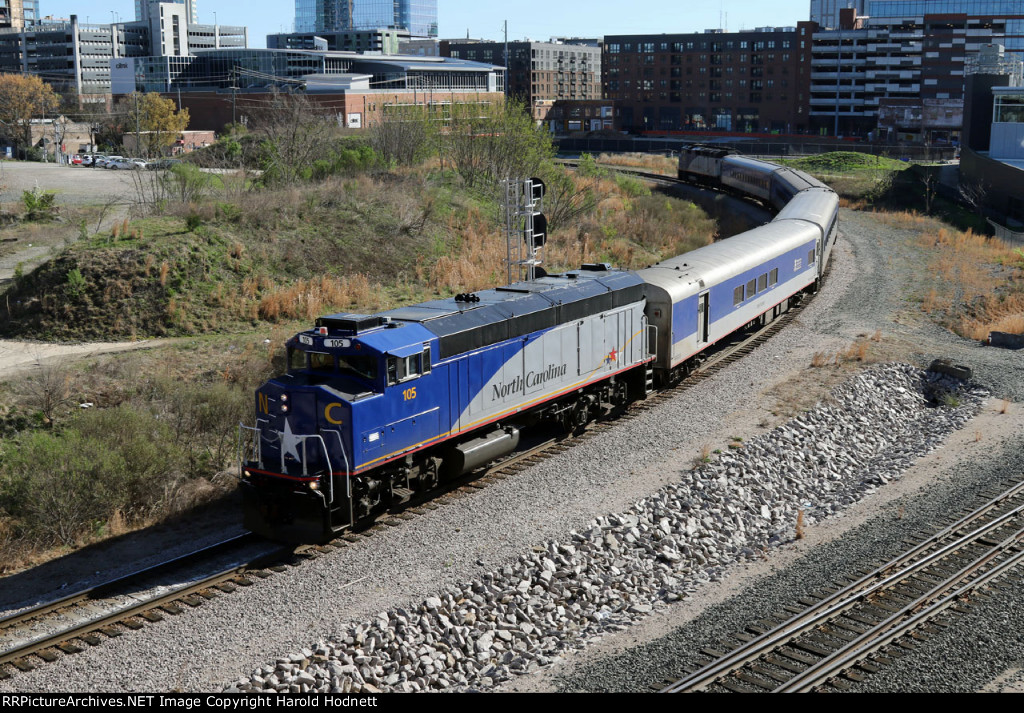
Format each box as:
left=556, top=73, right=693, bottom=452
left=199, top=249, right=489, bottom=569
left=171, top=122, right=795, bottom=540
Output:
left=286, top=433, right=332, bottom=479
left=237, top=423, right=264, bottom=474
left=323, top=428, right=353, bottom=528
left=646, top=322, right=658, bottom=362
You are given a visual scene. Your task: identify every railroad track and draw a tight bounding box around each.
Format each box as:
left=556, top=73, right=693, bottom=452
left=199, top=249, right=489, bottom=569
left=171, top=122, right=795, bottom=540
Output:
left=0, top=533, right=292, bottom=679
left=658, top=478, right=1024, bottom=693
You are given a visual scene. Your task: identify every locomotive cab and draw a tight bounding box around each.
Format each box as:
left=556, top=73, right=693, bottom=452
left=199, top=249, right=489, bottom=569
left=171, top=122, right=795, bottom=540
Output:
left=240, top=314, right=442, bottom=542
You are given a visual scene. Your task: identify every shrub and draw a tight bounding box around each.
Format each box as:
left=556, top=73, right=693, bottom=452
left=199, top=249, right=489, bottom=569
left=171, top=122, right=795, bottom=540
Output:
left=22, top=188, right=58, bottom=221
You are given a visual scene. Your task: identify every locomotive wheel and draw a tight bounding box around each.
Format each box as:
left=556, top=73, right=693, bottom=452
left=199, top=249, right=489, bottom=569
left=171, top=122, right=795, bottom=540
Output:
left=417, top=458, right=440, bottom=492
left=570, top=401, right=591, bottom=431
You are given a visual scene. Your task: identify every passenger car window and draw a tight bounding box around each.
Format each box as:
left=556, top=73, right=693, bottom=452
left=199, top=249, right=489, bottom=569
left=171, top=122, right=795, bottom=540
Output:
left=733, top=285, right=744, bottom=306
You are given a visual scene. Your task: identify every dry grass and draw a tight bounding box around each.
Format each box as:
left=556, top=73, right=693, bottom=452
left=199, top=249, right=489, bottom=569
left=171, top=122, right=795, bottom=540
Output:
left=810, top=338, right=874, bottom=368
left=795, top=509, right=805, bottom=540
left=870, top=210, right=942, bottom=231
left=257, top=274, right=381, bottom=321
left=420, top=171, right=715, bottom=296
left=915, top=227, right=1024, bottom=341
left=595, top=152, right=678, bottom=176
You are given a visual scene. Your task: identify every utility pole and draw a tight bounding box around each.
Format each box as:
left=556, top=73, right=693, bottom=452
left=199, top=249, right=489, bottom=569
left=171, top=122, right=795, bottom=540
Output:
left=134, top=92, right=142, bottom=157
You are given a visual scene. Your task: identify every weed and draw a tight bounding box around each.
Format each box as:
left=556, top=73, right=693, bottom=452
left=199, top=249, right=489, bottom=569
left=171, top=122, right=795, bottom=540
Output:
left=795, top=509, right=805, bottom=540
left=999, top=400, right=1011, bottom=415
left=65, top=268, right=87, bottom=299
left=21, top=188, right=58, bottom=222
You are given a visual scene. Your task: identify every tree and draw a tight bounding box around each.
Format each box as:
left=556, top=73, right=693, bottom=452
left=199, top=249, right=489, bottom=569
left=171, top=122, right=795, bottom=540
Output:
left=125, top=92, right=190, bottom=157
left=441, top=99, right=554, bottom=189
left=249, top=90, right=348, bottom=185
left=369, top=103, right=435, bottom=167
left=0, top=74, right=59, bottom=152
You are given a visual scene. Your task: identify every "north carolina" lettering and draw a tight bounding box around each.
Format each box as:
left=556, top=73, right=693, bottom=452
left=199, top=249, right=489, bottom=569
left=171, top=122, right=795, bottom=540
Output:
left=491, top=363, right=568, bottom=400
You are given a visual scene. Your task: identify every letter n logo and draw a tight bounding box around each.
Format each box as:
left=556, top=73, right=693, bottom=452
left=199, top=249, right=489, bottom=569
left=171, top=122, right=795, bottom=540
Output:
left=258, top=392, right=269, bottom=414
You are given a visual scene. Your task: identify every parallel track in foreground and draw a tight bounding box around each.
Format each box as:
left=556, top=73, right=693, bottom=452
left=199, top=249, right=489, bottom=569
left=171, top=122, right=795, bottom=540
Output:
left=659, top=478, right=1024, bottom=693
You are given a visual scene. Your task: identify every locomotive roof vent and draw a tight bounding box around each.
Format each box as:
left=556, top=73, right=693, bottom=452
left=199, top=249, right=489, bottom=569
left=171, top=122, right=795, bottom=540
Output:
left=315, top=313, right=388, bottom=334
left=579, top=262, right=612, bottom=272
left=455, top=292, right=481, bottom=303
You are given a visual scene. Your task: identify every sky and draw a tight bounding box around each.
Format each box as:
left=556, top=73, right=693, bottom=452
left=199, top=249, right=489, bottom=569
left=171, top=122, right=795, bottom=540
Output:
left=40, top=0, right=814, bottom=48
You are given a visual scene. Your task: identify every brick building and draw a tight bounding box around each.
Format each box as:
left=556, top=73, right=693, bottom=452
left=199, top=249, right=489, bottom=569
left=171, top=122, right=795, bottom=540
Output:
left=442, top=40, right=601, bottom=122
left=602, top=25, right=816, bottom=134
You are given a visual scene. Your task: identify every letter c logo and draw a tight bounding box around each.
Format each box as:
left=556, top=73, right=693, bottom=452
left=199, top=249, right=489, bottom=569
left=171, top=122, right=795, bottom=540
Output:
left=324, top=402, right=345, bottom=425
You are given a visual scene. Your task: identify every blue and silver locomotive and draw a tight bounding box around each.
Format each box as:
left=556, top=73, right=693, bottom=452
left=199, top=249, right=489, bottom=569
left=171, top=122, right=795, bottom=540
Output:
left=240, top=265, right=653, bottom=542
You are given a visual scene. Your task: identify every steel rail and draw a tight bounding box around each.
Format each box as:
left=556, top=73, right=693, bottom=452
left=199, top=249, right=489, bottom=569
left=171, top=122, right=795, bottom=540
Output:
left=775, top=525, right=1024, bottom=692
left=0, top=534, right=286, bottom=670
left=661, top=480, right=1024, bottom=692
left=0, top=532, right=256, bottom=633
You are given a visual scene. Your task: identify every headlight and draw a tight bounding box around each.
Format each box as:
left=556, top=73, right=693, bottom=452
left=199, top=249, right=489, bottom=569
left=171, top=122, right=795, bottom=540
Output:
left=309, top=481, right=319, bottom=491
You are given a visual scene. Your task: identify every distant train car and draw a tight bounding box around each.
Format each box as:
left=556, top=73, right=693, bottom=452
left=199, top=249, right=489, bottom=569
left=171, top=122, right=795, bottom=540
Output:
left=677, top=144, right=737, bottom=185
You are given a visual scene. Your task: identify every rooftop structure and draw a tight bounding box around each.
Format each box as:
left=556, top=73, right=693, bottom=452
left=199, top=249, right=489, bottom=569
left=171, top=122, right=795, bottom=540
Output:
left=295, top=0, right=436, bottom=38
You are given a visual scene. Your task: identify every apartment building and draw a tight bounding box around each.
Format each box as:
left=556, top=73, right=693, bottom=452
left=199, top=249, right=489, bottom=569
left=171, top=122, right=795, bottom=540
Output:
left=602, top=25, right=816, bottom=133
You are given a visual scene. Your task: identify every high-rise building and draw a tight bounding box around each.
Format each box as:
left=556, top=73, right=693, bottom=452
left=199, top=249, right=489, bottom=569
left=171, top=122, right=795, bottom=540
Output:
left=136, top=0, right=196, bottom=24
left=808, top=3, right=1024, bottom=138
left=0, top=0, right=40, bottom=29
left=295, top=0, right=436, bottom=38
left=809, top=0, right=866, bottom=29
left=0, top=5, right=246, bottom=96
left=443, top=39, right=602, bottom=121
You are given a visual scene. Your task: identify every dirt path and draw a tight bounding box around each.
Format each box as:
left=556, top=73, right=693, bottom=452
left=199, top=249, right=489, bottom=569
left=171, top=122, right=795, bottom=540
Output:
left=0, top=338, right=167, bottom=377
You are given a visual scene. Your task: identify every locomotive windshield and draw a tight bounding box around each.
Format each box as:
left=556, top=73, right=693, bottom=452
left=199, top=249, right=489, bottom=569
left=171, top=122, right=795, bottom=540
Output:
left=287, top=347, right=379, bottom=384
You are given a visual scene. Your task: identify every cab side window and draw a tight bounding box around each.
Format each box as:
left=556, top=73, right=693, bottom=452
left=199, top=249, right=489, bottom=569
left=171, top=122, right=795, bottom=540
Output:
left=387, top=352, right=425, bottom=386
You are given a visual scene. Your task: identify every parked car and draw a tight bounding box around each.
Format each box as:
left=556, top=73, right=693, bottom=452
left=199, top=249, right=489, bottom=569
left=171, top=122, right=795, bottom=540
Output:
left=95, top=155, right=122, bottom=168
left=70, top=155, right=83, bottom=165
left=128, top=158, right=148, bottom=169
left=106, top=158, right=137, bottom=170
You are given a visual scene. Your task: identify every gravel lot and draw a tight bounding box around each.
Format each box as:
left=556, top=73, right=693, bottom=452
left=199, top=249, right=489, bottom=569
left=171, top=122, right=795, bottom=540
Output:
left=0, top=162, right=135, bottom=284
left=1, top=206, right=1023, bottom=692
left=0, top=161, right=137, bottom=206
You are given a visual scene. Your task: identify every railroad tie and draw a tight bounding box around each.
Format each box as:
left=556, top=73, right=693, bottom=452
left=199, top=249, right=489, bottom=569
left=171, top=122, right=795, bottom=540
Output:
left=776, top=647, right=819, bottom=665
left=734, top=671, right=777, bottom=690
left=789, top=638, right=833, bottom=657
left=763, top=654, right=807, bottom=674
left=749, top=664, right=790, bottom=683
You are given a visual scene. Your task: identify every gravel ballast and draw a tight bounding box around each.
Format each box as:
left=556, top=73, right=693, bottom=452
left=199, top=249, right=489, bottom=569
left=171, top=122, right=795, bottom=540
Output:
left=223, top=365, right=985, bottom=693
left=1, top=207, right=1023, bottom=693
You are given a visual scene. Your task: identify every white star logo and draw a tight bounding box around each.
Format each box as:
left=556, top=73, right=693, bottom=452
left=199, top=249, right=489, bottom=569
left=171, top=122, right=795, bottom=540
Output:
left=280, top=419, right=303, bottom=462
